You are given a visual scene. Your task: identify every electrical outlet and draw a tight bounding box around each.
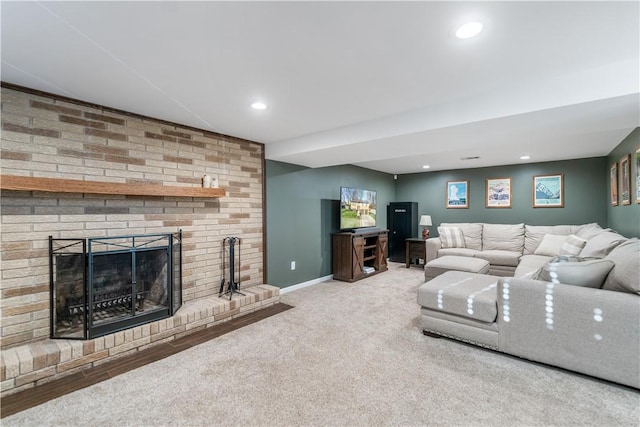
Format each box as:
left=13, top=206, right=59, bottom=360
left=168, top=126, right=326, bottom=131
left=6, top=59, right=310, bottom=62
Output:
left=290, top=261, right=296, bottom=270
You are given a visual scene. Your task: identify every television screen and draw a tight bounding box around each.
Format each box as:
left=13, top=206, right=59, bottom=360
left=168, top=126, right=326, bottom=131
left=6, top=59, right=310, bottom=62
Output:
left=340, top=186, right=377, bottom=230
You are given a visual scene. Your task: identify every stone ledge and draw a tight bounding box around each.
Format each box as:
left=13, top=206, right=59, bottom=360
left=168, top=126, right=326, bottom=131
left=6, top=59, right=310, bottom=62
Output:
left=0, top=284, right=279, bottom=397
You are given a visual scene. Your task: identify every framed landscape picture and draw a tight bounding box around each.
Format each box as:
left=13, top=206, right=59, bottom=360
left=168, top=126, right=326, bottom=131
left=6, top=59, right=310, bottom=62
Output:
left=533, top=174, right=563, bottom=208
left=486, top=177, right=512, bottom=208
left=620, top=154, right=631, bottom=205
left=635, top=146, right=640, bottom=204
left=610, top=162, right=618, bottom=206
left=446, top=180, right=468, bottom=209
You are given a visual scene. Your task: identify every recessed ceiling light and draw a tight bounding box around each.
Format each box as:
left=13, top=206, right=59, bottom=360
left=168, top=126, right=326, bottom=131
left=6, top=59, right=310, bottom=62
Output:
left=422, top=165, right=430, bottom=169
left=520, top=155, right=531, bottom=160
left=251, top=102, right=267, bottom=110
left=455, top=22, right=483, bottom=39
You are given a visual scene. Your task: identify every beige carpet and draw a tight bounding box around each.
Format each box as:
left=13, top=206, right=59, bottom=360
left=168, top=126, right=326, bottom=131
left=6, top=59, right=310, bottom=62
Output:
left=3, top=263, right=639, bottom=426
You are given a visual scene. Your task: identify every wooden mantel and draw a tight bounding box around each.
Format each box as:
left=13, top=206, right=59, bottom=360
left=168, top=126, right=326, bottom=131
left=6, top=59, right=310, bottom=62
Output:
left=0, top=175, right=225, bottom=198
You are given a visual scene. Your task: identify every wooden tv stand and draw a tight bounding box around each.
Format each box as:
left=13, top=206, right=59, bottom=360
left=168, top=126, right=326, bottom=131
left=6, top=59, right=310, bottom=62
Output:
left=332, top=229, right=388, bottom=282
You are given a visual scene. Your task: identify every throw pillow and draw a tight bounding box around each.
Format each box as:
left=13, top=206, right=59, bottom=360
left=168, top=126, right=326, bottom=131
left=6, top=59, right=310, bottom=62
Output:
left=440, top=223, right=482, bottom=250
left=438, top=226, right=466, bottom=249
left=524, top=225, right=581, bottom=255
left=533, top=234, right=568, bottom=257
left=558, top=234, right=587, bottom=256
left=535, top=256, right=615, bottom=288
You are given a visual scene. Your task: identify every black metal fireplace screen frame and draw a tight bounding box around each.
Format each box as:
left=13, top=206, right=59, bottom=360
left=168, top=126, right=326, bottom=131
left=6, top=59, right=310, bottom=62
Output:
left=49, top=231, right=182, bottom=340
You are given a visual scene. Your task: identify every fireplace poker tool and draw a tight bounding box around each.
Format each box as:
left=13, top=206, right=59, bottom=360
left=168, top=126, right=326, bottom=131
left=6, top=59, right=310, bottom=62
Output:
left=219, top=236, right=244, bottom=300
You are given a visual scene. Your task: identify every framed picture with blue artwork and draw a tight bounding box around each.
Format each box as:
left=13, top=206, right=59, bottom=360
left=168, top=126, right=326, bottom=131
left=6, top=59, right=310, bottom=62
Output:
left=533, top=174, right=563, bottom=208
left=446, top=180, right=469, bottom=209
left=610, top=162, right=618, bottom=206
left=620, top=154, right=631, bottom=205
left=486, top=177, right=512, bottom=208
left=636, top=146, right=640, bottom=204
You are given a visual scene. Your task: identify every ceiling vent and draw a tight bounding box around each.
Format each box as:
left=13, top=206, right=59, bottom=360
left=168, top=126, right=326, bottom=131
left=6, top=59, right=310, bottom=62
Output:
left=460, top=156, right=480, bottom=160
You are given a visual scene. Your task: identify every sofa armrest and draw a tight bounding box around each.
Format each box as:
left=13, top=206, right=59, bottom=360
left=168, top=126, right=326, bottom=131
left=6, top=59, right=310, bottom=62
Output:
left=497, top=277, right=640, bottom=388
left=425, top=237, right=442, bottom=264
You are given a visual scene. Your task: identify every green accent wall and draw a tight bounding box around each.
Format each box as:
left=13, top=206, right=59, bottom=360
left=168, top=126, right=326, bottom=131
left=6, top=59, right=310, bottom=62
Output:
left=266, top=161, right=395, bottom=288
left=607, top=128, right=640, bottom=237
left=266, top=151, right=635, bottom=288
left=395, top=157, right=608, bottom=234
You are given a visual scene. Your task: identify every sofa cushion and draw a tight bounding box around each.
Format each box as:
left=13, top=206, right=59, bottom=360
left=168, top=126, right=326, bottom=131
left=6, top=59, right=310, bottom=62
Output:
left=440, top=223, right=483, bottom=251
left=534, top=256, right=615, bottom=288
left=438, top=248, right=481, bottom=258
left=579, top=230, right=627, bottom=258
left=558, top=234, right=588, bottom=256
left=575, top=222, right=605, bottom=240
left=602, top=239, right=640, bottom=295
left=474, top=250, right=521, bottom=267
left=524, top=224, right=584, bottom=255
left=482, top=223, right=524, bottom=253
left=417, top=271, right=499, bottom=323
left=534, top=234, right=568, bottom=256
left=438, top=226, right=466, bottom=248
left=424, top=256, right=490, bottom=280
left=515, top=254, right=552, bottom=278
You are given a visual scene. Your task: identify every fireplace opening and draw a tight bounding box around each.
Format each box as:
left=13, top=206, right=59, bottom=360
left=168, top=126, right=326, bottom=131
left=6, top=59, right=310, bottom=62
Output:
left=49, top=231, right=182, bottom=340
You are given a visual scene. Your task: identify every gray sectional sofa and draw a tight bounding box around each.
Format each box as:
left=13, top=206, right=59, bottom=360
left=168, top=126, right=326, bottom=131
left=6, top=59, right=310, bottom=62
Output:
left=418, top=222, right=640, bottom=389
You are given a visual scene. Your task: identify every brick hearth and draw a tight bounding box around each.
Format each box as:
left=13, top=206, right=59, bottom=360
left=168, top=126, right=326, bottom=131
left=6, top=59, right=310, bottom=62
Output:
left=1, top=285, right=279, bottom=396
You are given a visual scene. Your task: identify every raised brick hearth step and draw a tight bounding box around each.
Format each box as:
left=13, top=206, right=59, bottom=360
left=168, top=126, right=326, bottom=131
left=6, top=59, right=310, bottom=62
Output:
left=0, top=284, right=279, bottom=397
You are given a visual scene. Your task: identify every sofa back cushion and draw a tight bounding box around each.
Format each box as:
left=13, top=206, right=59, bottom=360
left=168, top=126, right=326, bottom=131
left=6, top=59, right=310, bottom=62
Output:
left=579, top=230, right=627, bottom=258
left=440, top=223, right=483, bottom=250
left=524, top=224, right=584, bottom=255
left=602, top=238, right=640, bottom=295
left=482, top=223, right=525, bottom=253
left=575, top=222, right=605, bottom=240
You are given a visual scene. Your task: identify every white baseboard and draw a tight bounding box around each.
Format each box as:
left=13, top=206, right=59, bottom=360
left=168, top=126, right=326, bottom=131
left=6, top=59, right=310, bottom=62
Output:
left=279, top=274, right=333, bottom=294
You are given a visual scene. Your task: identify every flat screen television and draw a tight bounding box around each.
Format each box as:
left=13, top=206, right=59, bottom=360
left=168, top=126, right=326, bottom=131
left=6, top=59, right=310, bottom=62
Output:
left=340, top=186, right=377, bottom=230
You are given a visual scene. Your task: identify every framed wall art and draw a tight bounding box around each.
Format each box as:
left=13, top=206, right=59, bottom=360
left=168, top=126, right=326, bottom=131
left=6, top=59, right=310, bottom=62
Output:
left=610, top=162, right=618, bottom=206
left=533, top=174, right=563, bottom=208
left=486, top=177, right=512, bottom=208
left=446, top=180, right=468, bottom=209
left=620, top=154, right=631, bottom=205
left=635, top=146, right=640, bottom=204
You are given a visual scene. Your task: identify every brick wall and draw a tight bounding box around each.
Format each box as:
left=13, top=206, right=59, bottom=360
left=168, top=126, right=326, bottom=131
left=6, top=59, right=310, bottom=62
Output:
left=0, top=85, right=265, bottom=349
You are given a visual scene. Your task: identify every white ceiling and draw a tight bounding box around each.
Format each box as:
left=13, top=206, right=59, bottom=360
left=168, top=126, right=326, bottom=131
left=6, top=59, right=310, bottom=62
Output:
left=2, top=1, right=638, bottom=174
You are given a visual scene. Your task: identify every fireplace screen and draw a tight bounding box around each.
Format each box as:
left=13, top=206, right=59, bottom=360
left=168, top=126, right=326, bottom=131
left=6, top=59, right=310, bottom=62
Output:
left=50, top=232, right=182, bottom=340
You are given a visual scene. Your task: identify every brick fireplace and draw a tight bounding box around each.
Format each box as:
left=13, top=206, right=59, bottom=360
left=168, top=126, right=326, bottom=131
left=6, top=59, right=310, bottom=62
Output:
left=0, top=85, right=278, bottom=396
left=50, top=232, right=182, bottom=340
